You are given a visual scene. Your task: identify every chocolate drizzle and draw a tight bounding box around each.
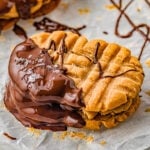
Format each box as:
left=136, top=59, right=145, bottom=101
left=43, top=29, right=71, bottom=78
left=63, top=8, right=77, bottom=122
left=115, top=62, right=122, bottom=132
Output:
left=93, top=43, right=103, bottom=77
left=47, top=40, right=56, bottom=51
left=102, top=69, right=137, bottom=78
left=145, top=0, right=150, bottom=7
left=13, top=24, right=28, bottom=40
left=93, top=43, right=138, bottom=79
left=59, top=34, right=68, bottom=68
left=4, top=38, right=85, bottom=131
left=93, top=43, right=100, bottom=64
left=3, top=132, right=17, bottom=140
left=33, top=17, right=86, bottom=35
left=109, top=0, right=150, bottom=60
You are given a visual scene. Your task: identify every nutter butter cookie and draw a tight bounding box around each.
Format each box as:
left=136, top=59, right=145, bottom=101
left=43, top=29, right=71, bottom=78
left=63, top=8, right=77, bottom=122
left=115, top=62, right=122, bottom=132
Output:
left=4, top=31, right=144, bottom=131
left=0, top=0, right=60, bottom=31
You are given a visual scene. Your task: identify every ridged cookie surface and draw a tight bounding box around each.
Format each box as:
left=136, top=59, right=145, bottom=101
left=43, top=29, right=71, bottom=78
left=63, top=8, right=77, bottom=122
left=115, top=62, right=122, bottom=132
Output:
left=31, top=31, right=144, bottom=128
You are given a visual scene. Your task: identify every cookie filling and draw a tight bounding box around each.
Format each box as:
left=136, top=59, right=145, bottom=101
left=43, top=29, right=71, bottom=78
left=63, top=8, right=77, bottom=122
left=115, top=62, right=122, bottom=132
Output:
left=4, top=38, right=85, bottom=131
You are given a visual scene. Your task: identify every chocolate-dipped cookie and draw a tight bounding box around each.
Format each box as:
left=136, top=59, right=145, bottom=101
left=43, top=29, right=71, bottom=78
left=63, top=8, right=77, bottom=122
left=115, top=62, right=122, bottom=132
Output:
left=4, top=31, right=144, bottom=131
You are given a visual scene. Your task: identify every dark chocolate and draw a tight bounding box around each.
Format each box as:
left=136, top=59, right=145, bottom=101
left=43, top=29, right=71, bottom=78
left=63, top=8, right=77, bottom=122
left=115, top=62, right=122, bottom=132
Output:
left=4, top=39, right=85, bottom=131
left=0, top=0, right=13, bottom=14
left=145, top=0, right=150, bottom=7
left=109, top=0, right=150, bottom=60
left=103, top=31, right=108, bottom=35
left=93, top=43, right=138, bottom=78
left=59, top=34, right=67, bottom=68
left=13, top=24, right=28, bottom=40
left=47, top=40, right=56, bottom=51
left=3, top=132, right=17, bottom=140
left=33, top=17, right=86, bottom=35
left=93, top=42, right=100, bottom=64
left=0, top=0, right=36, bottom=18
left=102, top=69, right=138, bottom=79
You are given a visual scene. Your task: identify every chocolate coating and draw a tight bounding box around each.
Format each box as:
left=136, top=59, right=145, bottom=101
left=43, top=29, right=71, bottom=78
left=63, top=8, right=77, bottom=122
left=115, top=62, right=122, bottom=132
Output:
left=4, top=39, right=85, bottom=131
left=0, top=0, right=13, bottom=14
left=0, top=0, right=36, bottom=18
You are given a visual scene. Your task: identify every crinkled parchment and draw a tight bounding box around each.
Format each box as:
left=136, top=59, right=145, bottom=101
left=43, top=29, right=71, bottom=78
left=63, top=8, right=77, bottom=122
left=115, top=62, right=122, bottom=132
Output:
left=0, top=0, right=150, bottom=150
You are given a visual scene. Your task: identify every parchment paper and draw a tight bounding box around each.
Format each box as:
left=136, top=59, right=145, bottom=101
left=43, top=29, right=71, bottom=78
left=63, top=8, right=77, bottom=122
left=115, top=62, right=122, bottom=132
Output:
left=0, top=0, right=150, bottom=150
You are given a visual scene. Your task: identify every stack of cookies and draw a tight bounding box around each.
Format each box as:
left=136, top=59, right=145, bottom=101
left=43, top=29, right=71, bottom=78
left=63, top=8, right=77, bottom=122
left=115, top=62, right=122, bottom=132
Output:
left=0, top=0, right=60, bottom=30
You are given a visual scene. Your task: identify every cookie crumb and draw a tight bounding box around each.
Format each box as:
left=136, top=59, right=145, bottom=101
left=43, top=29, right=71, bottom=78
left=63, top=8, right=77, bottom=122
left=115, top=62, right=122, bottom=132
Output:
left=145, top=107, right=150, bottom=112
left=0, top=35, right=6, bottom=42
left=68, top=131, right=94, bottom=142
left=60, top=2, right=69, bottom=9
left=137, top=8, right=141, bottom=12
left=0, top=101, right=6, bottom=110
left=105, top=4, right=116, bottom=10
left=53, top=132, right=58, bottom=138
left=78, top=8, right=90, bottom=15
left=27, top=127, right=41, bottom=137
left=53, top=132, right=68, bottom=140
left=85, top=135, right=94, bottom=143
left=145, top=59, right=150, bottom=68
left=53, top=131, right=94, bottom=143
left=100, top=140, right=107, bottom=145
left=28, top=19, right=34, bottom=24
left=10, top=45, right=15, bottom=52
left=145, top=91, right=150, bottom=96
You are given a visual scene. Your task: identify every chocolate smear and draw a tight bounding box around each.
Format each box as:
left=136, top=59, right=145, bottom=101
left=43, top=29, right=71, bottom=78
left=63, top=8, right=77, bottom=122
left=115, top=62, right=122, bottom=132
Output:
left=33, top=17, right=86, bottom=35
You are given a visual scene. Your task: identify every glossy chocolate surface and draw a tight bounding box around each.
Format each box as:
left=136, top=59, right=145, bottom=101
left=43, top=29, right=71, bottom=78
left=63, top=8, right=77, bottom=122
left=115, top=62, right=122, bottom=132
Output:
left=4, top=39, right=85, bottom=131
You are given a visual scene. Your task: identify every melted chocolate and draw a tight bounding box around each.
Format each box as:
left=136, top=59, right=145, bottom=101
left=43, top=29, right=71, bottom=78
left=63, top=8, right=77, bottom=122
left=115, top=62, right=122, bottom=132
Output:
left=3, top=132, right=17, bottom=140
left=0, top=0, right=13, bottom=14
left=102, top=69, right=137, bottom=79
left=109, top=0, right=150, bottom=60
left=59, top=34, right=67, bottom=68
left=93, top=42, right=100, bottom=64
left=13, top=24, right=28, bottom=40
left=4, top=39, right=85, bottom=131
left=97, top=62, right=103, bottom=77
left=14, top=0, right=31, bottom=19
left=33, top=17, right=86, bottom=35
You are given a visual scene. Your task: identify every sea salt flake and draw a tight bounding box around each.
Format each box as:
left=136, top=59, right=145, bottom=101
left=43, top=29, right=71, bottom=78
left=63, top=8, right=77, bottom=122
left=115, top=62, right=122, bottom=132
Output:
left=28, top=73, right=43, bottom=83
